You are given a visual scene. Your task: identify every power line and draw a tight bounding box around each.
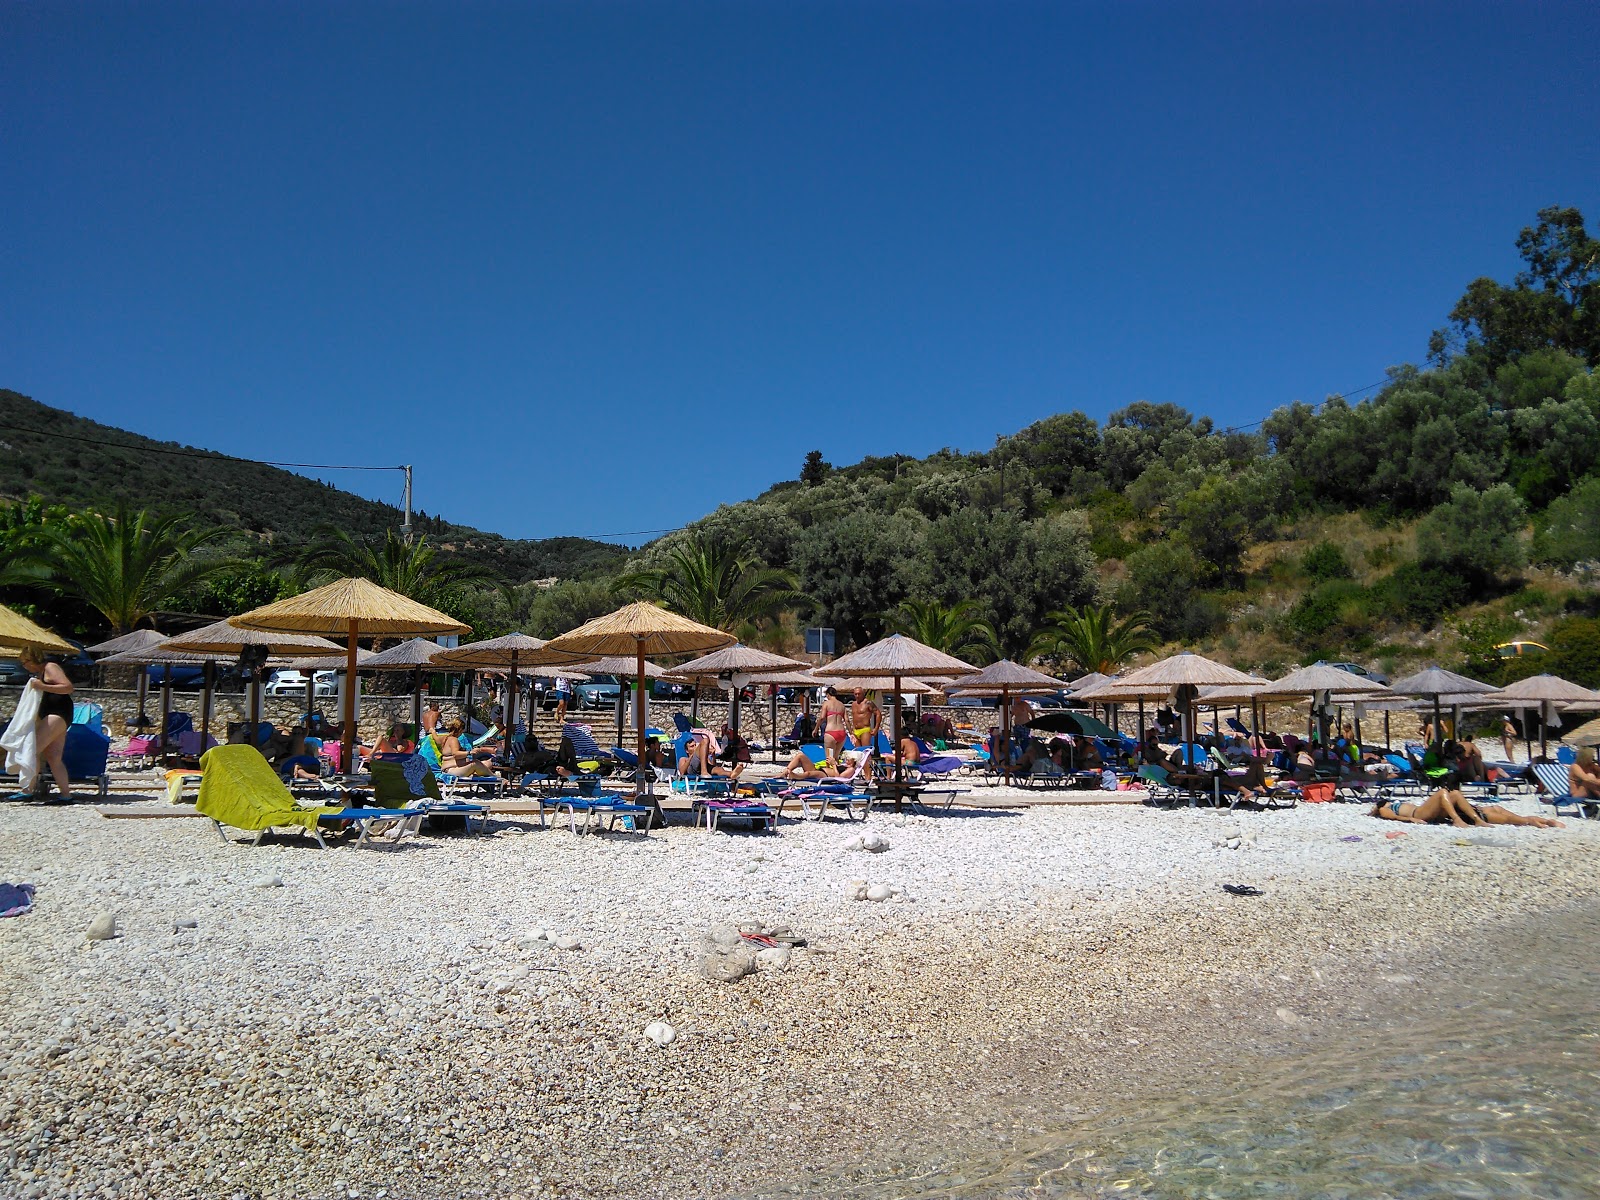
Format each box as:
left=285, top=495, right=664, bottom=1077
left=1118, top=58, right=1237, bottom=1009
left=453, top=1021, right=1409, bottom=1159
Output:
left=1218, top=377, right=1392, bottom=435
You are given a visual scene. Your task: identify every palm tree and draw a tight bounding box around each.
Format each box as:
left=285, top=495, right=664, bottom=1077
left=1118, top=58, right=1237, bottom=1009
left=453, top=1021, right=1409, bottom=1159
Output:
left=1028, top=603, right=1159, bottom=675
left=296, top=528, right=490, bottom=609
left=41, top=507, right=228, bottom=635
left=884, top=598, right=999, bottom=662
left=612, top=533, right=805, bottom=632
left=0, top=498, right=64, bottom=590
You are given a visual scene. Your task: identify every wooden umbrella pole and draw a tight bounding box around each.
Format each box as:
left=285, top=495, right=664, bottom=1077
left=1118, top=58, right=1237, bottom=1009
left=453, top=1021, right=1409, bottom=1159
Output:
left=158, top=668, right=172, bottom=761
left=305, top=677, right=314, bottom=729
left=136, top=668, right=148, bottom=723
left=200, top=661, right=214, bottom=757
left=412, top=667, right=422, bottom=735
left=343, top=618, right=358, bottom=777
left=1001, top=685, right=1011, bottom=787
left=769, top=685, right=778, bottom=764
left=635, top=641, right=647, bottom=797
left=508, top=650, right=519, bottom=759
left=893, top=675, right=903, bottom=783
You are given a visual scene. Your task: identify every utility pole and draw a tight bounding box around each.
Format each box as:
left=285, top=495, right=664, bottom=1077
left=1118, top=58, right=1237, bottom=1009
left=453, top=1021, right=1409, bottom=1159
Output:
left=400, top=465, right=414, bottom=544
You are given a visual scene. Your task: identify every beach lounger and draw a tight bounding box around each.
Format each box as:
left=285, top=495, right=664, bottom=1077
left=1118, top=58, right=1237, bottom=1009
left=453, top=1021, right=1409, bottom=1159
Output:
left=1532, top=762, right=1599, bottom=819
left=547, top=791, right=652, bottom=835
left=693, top=796, right=776, bottom=832
left=195, top=744, right=430, bottom=849
left=368, top=756, right=490, bottom=835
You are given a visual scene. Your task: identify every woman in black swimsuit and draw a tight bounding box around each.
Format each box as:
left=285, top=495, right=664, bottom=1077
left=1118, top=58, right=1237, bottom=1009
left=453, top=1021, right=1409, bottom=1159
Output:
left=19, top=649, right=75, bottom=803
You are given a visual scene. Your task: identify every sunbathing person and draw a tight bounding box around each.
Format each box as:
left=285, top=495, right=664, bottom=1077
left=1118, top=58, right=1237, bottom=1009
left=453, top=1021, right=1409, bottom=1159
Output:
left=899, top=735, right=922, bottom=765
left=779, top=748, right=868, bottom=781
left=434, top=718, right=496, bottom=778
left=1567, top=747, right=1600, bottom=798
left=1372, top=788, right=1563, bottom=828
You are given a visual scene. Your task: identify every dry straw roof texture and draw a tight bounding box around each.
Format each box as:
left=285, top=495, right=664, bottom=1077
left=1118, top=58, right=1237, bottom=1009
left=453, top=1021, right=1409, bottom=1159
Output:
left=1072, top=677, right=1176, bottom=701
left=1118, top=652, right=1263, bottom=689
left=1259, top=664, right=1393, bottom=696
left=1490, top=674, right=1600, bottom=706
left=289, top=648, right=380, bottom=672
left=161, top=619, right=343, bottom=657
left=671, top=644, right=809, bottom=680
left=950, top=659, right=1062, bottom=692
left=100, top=645, right=237, bottom=667
left=0, top=604, right=74, bottom=655
left=1388, top=666, right=1496, bottom=697
left=543, top=602, right=735, bottom=658
left=1565, top=716, right=1600, bottom=746
left=361, top=638, right=450, bottom=670
left=825, top=676, right=937, bottom=693
left=739, top=669, right=823, bottom=687
left=232, top=577, right=470, bottom=637
left=812, top=634, right=977, bottom=679
left=570, top=655, right=666, bottom=679
left=1065, top=671, right=1116, bottom=697
left=433, top=632, right=590, bottom=670
left=84, top=629, right=169, bottom=656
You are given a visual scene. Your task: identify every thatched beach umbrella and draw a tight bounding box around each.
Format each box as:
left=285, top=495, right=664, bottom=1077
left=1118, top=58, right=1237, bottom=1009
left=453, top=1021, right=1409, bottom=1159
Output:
left=1389, top=666, right=1496, bottom=752
left=1487, top=674, right=1600, bottom=760
left=166, top=620, right=343, bottom=753
left=1260, top=664, right=1393, bottom=747
left=949, top=660, right=1062, bottom=786
left=86, top=629, right=169, bottom=726
left=544, top=602, right=735, bottom=798
left=813, top=634, right=978, bottom=783
left=1073, top=676, right=1173, bottom=744
left=361, top=637, right=447, bottom=734
left=434, top=633, right=590, bottom=758
left=1565, top=715, right=1600, bottom=748
left=1115, top=653, right=1265, bottom=768
left=230, top=578, right=471, bottom=780
left=0, top=604, right=74, bottom=655
left=670, top=644, right=809, bottom=748
left=99, top=642, right=234, bottom=760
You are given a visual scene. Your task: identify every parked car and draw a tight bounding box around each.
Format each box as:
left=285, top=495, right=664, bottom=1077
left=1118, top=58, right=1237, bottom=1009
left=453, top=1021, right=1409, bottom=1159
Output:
left=0, top=658, right=30, bottom=687
left=650, top=679, right=694, bottom=700
left=145, top=663, right=209, bottom=690
left=61, top=640, right=98, bottom=684
left=1316, top=661, right=1391, bottom=686
left=575, top=674, right=622, bottom=709
left=1494, top=641, right=1548, bottom=658
left=947, top=694, right=998, bottom=708
left=264, top=669, right=338, bottom=697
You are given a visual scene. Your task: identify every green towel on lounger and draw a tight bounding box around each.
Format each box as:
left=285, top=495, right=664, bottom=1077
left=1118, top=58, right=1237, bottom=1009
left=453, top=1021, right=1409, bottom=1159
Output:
left=368, top=757, right=443, bottom=808
left=196, top=744, right=338, bottom=833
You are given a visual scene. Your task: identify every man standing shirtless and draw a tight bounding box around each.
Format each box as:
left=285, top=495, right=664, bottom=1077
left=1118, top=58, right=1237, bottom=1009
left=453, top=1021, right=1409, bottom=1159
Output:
left=850, top=687, right=881, bottom=751
left=818, top=687, right=849, bottom=771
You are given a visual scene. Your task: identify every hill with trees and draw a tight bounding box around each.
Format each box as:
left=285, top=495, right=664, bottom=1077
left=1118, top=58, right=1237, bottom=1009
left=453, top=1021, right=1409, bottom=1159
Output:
left=3, top=206, right=1597, bottom=687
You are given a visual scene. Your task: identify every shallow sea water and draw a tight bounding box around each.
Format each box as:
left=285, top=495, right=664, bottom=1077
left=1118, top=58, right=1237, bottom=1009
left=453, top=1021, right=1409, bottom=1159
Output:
left=750, top=902, right=1600, bottom=1200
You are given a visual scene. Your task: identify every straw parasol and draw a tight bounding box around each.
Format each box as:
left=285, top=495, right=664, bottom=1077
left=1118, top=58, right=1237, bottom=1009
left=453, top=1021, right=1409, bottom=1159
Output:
left=361, top=638, right=448, bottom=735
left=84, top=629, right=170, bottom=725
left=99, top=641, right=229, bottom=756
left=1487, top=674, right=1600, bottom=760
left=1565, top=716, right=1600, bottom=748
left=0, top=603, right=74, bottom=655
left=948, top=660, right=1062, bottom=786
left=230, top=577, right=471, bottom=780
left=433, top=633, right=591, bottom=756
left=669, top=644, right=809, bottom=747
left=1259, top=664, right=1394, bottom=748
left=544, top=602, right=735, bottom=798
left=1113, top=653, right=1267, bottom=767
left=84, top=628, right=168, bottom=657
left=813, top=634, right=978, bottom=782
left=1065, top=671, right=1115, bottom=697
left=1389, top=666, right=1497, bottom=751
left=165, top=620, right=345, bottom=750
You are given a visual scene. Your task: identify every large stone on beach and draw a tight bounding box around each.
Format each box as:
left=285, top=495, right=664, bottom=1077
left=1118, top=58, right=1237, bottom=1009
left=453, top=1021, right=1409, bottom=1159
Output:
left=700, top=945, right=757, bottom=983
left=865, top=884, right=893, bottom=903
left=643, top=1020, right=676, bottom=1046
left=85, top=912, right=118, bottom=941
left=754, top=946, right=791, bottom=972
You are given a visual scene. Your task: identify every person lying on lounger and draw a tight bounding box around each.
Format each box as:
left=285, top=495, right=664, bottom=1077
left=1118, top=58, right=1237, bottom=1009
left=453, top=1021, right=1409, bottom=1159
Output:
left=778, top=747, right=868, bottom=781
left=1371, top=788, right=1563, bottom=828
left=435, top=718, right=496, bottom=778
left=1166, top=757, right=1274, bottom=804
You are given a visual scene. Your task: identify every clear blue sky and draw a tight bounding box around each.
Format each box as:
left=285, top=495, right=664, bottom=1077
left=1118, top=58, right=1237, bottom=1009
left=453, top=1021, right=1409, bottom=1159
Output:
left=6, top=1, right=1597, bottom=545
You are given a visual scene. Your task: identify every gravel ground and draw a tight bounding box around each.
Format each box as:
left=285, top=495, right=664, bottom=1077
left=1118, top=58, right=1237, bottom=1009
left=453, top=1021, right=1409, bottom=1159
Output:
left=2, top=785, right=1596, bottom=1200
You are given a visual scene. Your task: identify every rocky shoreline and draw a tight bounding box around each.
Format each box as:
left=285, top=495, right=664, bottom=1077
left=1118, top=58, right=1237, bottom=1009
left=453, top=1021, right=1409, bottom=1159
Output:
left=1, top=791, right=1594, bottom=1199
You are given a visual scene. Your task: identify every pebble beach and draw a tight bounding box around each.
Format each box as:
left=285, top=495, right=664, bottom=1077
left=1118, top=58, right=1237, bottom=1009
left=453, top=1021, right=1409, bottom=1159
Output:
left=3, top=784, right=1597, bottom=1200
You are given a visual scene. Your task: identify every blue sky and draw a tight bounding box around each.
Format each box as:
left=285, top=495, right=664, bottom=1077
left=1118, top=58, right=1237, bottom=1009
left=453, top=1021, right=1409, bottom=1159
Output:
left=6, top=1, right=1597, bottom=544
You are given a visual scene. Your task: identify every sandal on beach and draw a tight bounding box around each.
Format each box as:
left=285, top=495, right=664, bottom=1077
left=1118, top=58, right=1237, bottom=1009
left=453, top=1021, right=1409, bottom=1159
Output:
left=3, top=791, right=34, bottom=803
left=1222, top=884, right=1264, bottom=897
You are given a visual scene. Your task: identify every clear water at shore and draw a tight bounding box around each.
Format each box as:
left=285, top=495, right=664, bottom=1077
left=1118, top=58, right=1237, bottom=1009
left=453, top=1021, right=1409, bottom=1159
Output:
left=752, top=901, right=1600, bottom=1199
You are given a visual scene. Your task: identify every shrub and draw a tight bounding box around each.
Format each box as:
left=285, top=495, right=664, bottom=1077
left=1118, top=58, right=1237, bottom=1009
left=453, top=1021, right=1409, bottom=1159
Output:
left=1533, top=475, right=1600, bottom=568
left=1547, top=616, right=1600, bottom=688
left=1415, top=483, right=1527, bottom=577
left=1301, top=541, right=1352, bottom=582
left=1373, top=563, right=1472, bottom=627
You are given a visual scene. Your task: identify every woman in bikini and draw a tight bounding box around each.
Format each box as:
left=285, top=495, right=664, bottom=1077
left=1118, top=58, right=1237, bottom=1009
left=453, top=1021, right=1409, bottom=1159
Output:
left=818, top=688, right=849, bottom=771
left=1372, top=788, right=1563, bottom=828
left=1570, top=747, right=1600, bottom=799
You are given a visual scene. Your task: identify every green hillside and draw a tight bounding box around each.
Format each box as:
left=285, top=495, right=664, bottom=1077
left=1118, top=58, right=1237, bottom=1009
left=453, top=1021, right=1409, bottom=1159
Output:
left=0, top=389, right=628, bottom=587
